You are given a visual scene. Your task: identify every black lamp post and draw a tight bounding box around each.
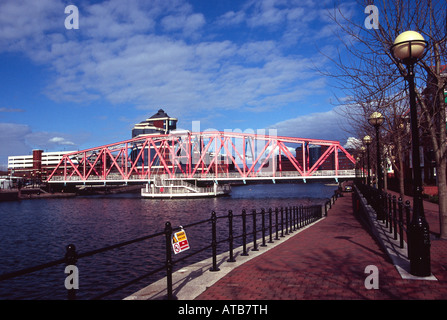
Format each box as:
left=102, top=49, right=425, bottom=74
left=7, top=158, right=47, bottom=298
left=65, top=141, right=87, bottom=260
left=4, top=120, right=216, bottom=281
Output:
left=360, top=146, right=366, bottom=183
left=363, top=135, right=372, bottom=186
left=368, top=112, right=385, bottom=221
left=391, top=30, right=431, bottom=277
left=368, top=112, right=385, bottom=192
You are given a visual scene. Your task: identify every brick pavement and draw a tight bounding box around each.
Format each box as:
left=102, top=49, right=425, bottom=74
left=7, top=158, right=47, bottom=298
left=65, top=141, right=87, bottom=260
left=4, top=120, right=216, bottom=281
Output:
left=196, top=193, right=447, bottom=300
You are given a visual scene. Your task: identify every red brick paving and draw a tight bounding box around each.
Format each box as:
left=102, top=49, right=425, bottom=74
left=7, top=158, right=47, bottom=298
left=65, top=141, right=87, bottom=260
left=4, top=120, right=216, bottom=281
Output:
left=196, top=193, right=447, bottom=300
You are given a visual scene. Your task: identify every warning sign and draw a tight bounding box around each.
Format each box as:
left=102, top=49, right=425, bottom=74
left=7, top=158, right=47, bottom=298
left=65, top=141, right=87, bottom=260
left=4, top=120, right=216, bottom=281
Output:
left=172, top=229, right=190, bottom=254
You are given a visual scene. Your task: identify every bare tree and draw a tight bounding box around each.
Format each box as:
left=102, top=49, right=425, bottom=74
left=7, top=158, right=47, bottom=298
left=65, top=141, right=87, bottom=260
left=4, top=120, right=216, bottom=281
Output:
left=321, top=0, right=447, bottom=238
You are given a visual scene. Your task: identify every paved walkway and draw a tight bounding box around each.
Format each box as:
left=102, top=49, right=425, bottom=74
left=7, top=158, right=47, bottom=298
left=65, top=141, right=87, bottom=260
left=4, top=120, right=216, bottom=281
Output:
left=195, top=192, right=447, bottom=300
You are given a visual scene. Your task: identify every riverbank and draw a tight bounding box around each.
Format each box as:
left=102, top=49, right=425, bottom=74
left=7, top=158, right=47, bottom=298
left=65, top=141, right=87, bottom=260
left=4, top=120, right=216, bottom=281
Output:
left=0, top=188, right=76, bottom=201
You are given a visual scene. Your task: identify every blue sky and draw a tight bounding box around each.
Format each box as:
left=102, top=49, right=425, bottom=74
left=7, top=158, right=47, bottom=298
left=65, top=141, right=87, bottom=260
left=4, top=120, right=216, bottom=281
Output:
left=0, top=0, right=364, bottom=168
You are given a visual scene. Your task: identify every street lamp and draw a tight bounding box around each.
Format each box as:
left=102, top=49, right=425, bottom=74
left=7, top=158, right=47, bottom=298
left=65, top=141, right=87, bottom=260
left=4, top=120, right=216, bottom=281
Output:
left=391, top=30, right=431, bottom=277
left=368, top=112, right=385, bottom=192
left=369, top=112, right=385, bottom=221
left=363, top=135, right=372, bottom=186
left=360, top=146, right=366, bottom=183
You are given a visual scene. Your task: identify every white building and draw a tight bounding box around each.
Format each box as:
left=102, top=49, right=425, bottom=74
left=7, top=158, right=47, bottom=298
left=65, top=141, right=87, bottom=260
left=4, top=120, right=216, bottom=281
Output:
left=8, top=150, right=76, bottom=179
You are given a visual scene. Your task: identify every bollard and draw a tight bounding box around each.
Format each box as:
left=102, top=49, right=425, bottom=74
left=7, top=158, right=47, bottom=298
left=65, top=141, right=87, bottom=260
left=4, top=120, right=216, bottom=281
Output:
left=252, top=209, right=258, bottom=251
left=227, top=210, right=236, bottom=262
left=241, top=209, right=249, bottom=256
left=164, top=221, right=176, bottom=300
left=64, top=244, right=78, bottom=300
left=210, top=211, right=220, bottom=271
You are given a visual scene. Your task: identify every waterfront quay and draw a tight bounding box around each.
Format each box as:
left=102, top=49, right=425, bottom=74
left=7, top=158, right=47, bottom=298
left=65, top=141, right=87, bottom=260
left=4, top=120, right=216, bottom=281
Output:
left=128, top=189, right=447, bottom=301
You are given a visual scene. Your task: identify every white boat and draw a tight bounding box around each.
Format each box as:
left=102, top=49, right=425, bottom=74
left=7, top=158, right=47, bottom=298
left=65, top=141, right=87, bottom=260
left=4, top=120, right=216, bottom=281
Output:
left=141, top=178, right=231, bottom=198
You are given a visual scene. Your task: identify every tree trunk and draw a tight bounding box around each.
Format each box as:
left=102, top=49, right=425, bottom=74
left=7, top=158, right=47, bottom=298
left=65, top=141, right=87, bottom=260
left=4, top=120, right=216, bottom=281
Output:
left=437, top=162, right=447, bottom=239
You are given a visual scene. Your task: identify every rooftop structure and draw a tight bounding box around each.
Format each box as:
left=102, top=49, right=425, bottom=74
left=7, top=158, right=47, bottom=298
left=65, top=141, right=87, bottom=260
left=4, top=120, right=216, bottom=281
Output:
left=131, top=109, right=178, bottom=138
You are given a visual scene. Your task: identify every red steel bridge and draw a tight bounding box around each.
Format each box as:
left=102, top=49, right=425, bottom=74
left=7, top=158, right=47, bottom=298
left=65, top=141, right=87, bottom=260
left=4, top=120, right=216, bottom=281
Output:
left=46, top=131, right=356, bottom=185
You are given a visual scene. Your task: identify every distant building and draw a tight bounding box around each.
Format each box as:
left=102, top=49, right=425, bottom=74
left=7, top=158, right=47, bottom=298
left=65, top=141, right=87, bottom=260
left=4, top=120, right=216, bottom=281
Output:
left=295, top=144, right=355, bottom=171
left=131, top=109, right=178, bottom=171
left=8, top=150, right=76, bottom=179
left=132, top=109, right=178, bottom=138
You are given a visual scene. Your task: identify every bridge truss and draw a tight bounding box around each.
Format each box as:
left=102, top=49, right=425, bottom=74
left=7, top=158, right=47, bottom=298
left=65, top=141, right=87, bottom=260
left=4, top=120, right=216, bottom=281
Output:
left=46, top=131, right=356, bottom=184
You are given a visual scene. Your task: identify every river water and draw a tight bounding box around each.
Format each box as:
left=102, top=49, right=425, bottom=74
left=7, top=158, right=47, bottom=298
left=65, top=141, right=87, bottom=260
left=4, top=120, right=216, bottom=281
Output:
left=0, top=182, right=337, bottom=300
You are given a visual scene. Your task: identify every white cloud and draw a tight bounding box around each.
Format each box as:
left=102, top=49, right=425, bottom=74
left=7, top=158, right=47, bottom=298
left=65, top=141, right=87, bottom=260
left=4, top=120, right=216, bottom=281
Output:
left=0, top=123, right=81, bottom=166
left=161, top=13, right=206, bottom=35
left=215, top=10, right=246, bottom=27
left=48, top=137, right=75, bottom=145
left=0, top=0, right=343, bottom=112
left=344, top=136, right=361, bottom=149
left=267, top=108, right=351, bottom=143
left=0, top=0, right=357, bottom=141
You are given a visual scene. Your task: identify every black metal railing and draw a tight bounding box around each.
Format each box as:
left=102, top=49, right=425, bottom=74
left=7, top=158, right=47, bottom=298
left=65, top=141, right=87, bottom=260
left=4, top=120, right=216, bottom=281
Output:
left=0, top=196, right=337, bottom=300
left=354, top=180, right=411, bottom=253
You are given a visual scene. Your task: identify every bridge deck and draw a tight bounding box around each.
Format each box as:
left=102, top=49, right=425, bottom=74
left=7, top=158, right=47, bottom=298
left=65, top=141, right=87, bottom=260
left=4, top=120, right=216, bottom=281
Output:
left=47, top=170, right=356, bottom=184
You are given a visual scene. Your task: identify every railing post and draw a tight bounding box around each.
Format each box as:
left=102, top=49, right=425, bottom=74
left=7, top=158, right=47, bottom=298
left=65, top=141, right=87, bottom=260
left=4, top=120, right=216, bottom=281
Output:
left=241, top=209, right=249, bottom=256
left=398, top=197, right=404, bottom=249
left=210, top=211, right=220, bottom=272
left=404, top=200, right=411, bottom=258
left=164, top=221, right=176, bottom=300
left=268, top=208, right=273, bottom=243
left=252, top=209, right=258, bottom=251
left=290, top=206, right=296, bottom=231
left=388, top=194, right=392, bottom=229
left=227, top=210, right=236, bottom=262
left=308, top=206, right=311, bottom=224
left=284, top=207, right=289, bottom=235
left=385, top=194, right=389, bottom=228
left=261, top=208, right=267, bottom=247
left=293, top=206, right=298, bottom=230
left=304, top=207, right=307, bottom=226
left=280, top=207, right=285, bottom=237
left=289, top=207, right=293, bottom=233
left=64, top=244, right=78, bottom=300
left=275, top=208, right=279, bottom=240
left=393, top=196, right=398, bottom=240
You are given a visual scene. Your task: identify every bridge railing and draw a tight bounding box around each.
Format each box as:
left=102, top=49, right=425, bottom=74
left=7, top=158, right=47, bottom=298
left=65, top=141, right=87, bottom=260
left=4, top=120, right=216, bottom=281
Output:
left=0, top=196, right=338, bottom=300
left=47, top=169, right=356, bottom=183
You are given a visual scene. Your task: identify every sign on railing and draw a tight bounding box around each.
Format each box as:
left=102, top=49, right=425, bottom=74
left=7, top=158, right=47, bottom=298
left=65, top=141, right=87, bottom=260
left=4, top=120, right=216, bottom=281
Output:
left=172, top=228, right=190, bottom=254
